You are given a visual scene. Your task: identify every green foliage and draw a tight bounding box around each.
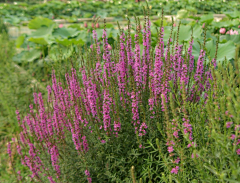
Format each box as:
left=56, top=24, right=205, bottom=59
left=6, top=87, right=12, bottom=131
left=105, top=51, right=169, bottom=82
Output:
left=0, top=0, right=240, bottom=26
left=1, top=3, right=240, bottom=183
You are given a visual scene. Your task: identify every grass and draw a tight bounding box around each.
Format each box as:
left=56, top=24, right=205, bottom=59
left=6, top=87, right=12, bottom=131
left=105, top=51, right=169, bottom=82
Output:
left=0, top=32, right=47, bottom=182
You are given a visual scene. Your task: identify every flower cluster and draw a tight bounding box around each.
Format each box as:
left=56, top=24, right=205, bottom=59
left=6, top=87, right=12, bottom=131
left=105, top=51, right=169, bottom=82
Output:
left=10, top=15, right=231, bottom=182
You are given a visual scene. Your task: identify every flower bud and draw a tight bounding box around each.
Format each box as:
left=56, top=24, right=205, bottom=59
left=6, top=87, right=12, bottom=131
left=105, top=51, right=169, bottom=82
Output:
left=107, top=44, right=112, bottom=50
left=137, top=24, right=142, bottom=31
left=96, top=23, right=99, bottom=28
left=219, top=28, right=226, bottom=34
left=84, top=22, right=88, bottom=28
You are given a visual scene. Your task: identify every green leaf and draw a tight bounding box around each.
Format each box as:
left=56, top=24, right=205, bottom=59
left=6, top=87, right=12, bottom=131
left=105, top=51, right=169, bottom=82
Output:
left=21, top=49, right=42, bottom=62
left=192, top=39, right=236, bottom=63
left=75, top=31, right=88, bottom=42
left=28, top=17, right=54, bottom=29
left=220, top=35, right=240, bottom=45
left=212, top=19, right=239, bottom=28
left=16, top=34, right=25, bottom=48
left=68, top=24, right=84, bottom=31
left=49, top=45, right=73, bottom=61
left=96, top=10, right=108, bottom=18
left=176, top=9, right=189, bottom=19
left=192, top=25, right=203, bottom=38
left=29, top=24, right=54, bottom=38
left=217, top=41, right=236, bottom=62
left=28, top=24, right=55, bottom=45
left=53, top=27, right=80, bottom=39
left=199, top=14, right=214, bottom=24
left=224, top=11, right=240, bottom=19
left=56, top=38, right=84, bottom=46
left=12, top=51, right=27, bottom=63
left=83, top=13, right=92, bottom=18
left=178, top=25, right=191, bottom=42
left=223, top=178, right=240, bottom=183
left=96, top=29, right=104, bottom=40
left=153, top=19, right=168, bottom=27
left=28, top=37, right=53, bottom=45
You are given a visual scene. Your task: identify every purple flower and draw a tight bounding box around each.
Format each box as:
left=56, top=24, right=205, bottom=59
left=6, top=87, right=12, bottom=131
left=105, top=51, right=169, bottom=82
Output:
left=173, top=130, right=179, bottom=138
left=7, top=142, right=11, bottom=158
left=191, top=153, right=199, bottom=159
left=82, top=136, right=89, bottom=152
left=17, top=171, right=22, bottom=181
left=50, top=145, right=61, bottom=177
left=174, top=157, right=180, bottom=164
left=171, top=166, right=179, bottom=174
left=230, top=134, right=236, bottom=140
left=85, top=169, right=92, bottom=183
left=168, top=146, right=174, bottom=153
left=237, top=149, right=240, bottom=155
left=226, top=122, right=233, bottom=128
left=48, top=176, right=56, bottom=183
left=103, top=90, right=112, bottom=132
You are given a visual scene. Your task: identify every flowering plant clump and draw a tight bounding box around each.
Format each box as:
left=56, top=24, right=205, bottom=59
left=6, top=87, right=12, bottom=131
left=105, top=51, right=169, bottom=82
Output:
left=8, top=12, right=240, bottom=183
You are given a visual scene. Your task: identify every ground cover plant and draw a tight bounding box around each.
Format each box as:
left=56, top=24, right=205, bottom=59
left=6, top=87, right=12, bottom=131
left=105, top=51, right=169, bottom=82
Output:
left=6, top=8, right=240, bottom=183
left=1, top=0, right=240, bottom=26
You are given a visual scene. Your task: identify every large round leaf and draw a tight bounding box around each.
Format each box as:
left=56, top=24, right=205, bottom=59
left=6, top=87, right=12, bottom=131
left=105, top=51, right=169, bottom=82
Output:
left=28, top=17, right=54, bottom=29
left=192, top=39, right=236, bottom=63
left=178, top=25, right=191, bottom=42
left=29, top=24, right=54, bottom=37
left=220, top=35, right=240, bottom=45
left=56, top=38, right=85, bottom=46
left=224, top=11, right=240, bottom=19
left=28, top=37, right=54, bottom=45
left=49, top=45, right=73, bottom=61
left=53, top=27, right=80, bottom=39
left=176, top=9, right=189, bottom=19
left=199, top=14, right=214, bottom=24
left=21, top=49, right=42, bottom=62
left=28, top=24, right=55, bottom=45
left=217, top=41, right=236, bottom=63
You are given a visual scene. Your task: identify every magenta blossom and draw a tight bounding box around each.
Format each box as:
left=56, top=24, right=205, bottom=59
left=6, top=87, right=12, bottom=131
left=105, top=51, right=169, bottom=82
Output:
left=191, top=153, right=199, bottom=159
left=7, top=142, right=11, bottom=158
left=237, top=149, right=240, bottom=155
left=101, top=140, right=106, bottom=143
left=174, top=157, right=180, bottom=164
left=226, top=122, right=233, bottom=128
left=171, top=166, right=179, bottom=174
left=219, top=28, right=226, bottom=34
left=226, top=29, right=239, bottom=35
left=168, top=146, right=174, bottom=153
left=230, top=134, right=236, bottom=140
left=58, top=24, right=63, bottom=28
left=107, top=44, right=112, bottom=50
